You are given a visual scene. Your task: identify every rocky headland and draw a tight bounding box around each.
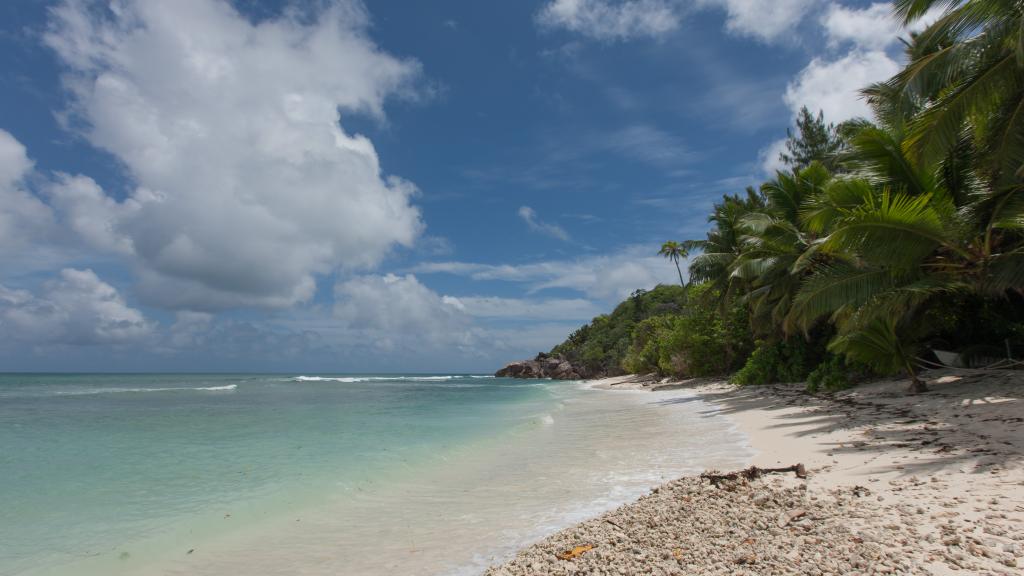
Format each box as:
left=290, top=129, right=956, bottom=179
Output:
left=495, top=353, right=595, bottom=380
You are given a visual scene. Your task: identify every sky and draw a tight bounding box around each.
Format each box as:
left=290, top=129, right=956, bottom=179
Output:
left=0, top=0, right=935, bottom=372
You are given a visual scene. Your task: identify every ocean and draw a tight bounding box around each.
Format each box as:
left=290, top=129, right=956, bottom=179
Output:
left=0, top=373, right=750, bottom=575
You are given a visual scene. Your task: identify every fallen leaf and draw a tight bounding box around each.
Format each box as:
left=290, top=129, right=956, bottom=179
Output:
left=556, top=545, right=593, bottom=560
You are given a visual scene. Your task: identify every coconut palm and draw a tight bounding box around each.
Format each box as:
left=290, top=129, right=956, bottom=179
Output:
left=888, top=0, right=1024, bottom=188
left=787, top=116, right=1024, bottom=390
left=658, top=241, right=688, bottom=287
left=731, top=163, right=831, bottom=334
left=685, top=188, right=765, bottom=304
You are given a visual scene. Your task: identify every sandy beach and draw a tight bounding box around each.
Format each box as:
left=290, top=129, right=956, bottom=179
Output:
left=487, top=371, right=1024, bottom=575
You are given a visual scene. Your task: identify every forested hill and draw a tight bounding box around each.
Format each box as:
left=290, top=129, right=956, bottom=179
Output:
left=531, top=282, right=756, bottom=382
left=548, top=285, right=690, bottom=378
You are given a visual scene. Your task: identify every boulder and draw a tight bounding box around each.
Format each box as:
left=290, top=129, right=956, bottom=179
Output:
left=495, top=354, right=586, bottom=380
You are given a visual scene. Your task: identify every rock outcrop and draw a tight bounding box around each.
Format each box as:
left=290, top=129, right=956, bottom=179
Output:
left=495, top=353, right=588, bottom=380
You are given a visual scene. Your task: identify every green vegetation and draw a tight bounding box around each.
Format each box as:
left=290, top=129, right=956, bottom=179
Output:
left=550, top=0, right=1024, bottom=393
left=621, top=283, right=753, bottom=378
left=551, top=285, right=688, bottom=377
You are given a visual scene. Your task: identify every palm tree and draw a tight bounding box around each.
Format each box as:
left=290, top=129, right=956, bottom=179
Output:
left=787, top=112, right=1024, bottom=391
left=658, top=241, right=688, bottom=287
left=888, top=0, right=1024, bottom=188
left=685, top=188, right=765, bottom=305
left=732, top=163, right=831, bottom=334
left=665, top=2, right=1024, bottom=391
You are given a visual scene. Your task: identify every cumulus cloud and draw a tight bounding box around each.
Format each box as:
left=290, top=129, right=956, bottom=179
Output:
left=758, top=138, right=789, bottom=176
left=0, top=268, right=153, bottom=346
left=784, top=49, right=901, bottom=123
left=333, top=273, right=481, bottom=353
left=698, top=0, right=817, bottom=43
left=518, top=206, right=570, bottom=241
left=536, top=0, right=682, bottom=41
left=412, top=245, right=681, bottom=302
left=0, top=130, right=56, bottom=253
left=762, top=48, right=900, bottom=175
left=46, top=173, right=139, bottom=255
left=780, top=2, right=948, bottom=129
left=822, top=2, right=947, bottom=49
left=537, top=0, right=817, bottom=43
left=43, top=0, right=424, bottom=310
left=821, top=2, right=901, bottom=48
left=325, top=274, right=610, bottom=359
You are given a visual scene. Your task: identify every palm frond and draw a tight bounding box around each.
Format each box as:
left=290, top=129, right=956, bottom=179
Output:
left=892, top=0, right=958, bottom=25
left=823, top=191, right=968, bottom=268
left=789, top=264, right=899, bottom=329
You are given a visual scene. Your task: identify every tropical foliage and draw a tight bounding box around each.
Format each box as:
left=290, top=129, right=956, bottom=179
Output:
left=550, top=285, right=691, bottom=377
left=551, top=0, right=1024, bottom=393
left=687, top=0, right=1024, bottom=392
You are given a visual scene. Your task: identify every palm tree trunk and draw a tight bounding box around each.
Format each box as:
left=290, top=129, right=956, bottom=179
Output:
left=674, top=261, right=684, bottom=287
left=902, top=357, right=928, bottom=393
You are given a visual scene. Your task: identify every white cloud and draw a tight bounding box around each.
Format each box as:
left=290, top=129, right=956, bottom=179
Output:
left=536, top=0, right=682, bottom=41
left=537, top=0, right=816, bottom=43
left=43, top=0, right=424, bottom=310
left=759, top=138, right=789, bottom=175
left=333, top=273, right=479, bottom=352
left=698, top=0, right=817, bottom=42
left=822, top=2, right=948, bottom=49
left=784, top=49, right=901, bottom=123
left=821, top=2, right=900, bottom=48
left=413, top=245, right=682, bottom=302
left=518, top=206, right=571, bottom=241
left=0, top=130, right=56, bottom=253
left=779, top=2, right=949, bottom=129
left=0, top=268, right=153, bottom=346
left=328, top=273, right=605, bottom=361
left=46, top=173, right=138, bottom=254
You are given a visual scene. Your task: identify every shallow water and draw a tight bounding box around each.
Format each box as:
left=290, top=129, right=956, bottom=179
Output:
left=0, top=374, right=750, bottom=576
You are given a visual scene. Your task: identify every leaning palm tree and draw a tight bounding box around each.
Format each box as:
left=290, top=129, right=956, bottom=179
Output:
left=658, top=241, right=688, bottom=287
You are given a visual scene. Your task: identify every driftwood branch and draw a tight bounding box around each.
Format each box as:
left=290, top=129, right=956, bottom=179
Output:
left=701, top=463, right=807, bottom=486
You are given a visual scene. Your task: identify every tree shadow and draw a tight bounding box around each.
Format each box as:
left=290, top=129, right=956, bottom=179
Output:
left=649, top=370, right=1024, bottom=477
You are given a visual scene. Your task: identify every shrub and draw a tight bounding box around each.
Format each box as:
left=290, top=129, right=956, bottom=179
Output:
left=620, top=284, right=753, bottom=379
left=553, top=285, right=688, bottom=376
left=730, top=337, right=823, bottom=386
left=805, top=354, right=875, bottom=393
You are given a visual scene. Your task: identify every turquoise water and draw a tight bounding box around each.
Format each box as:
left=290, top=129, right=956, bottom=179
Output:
left=1, top=373, right=750, bottom=576
left=1, top=374, right=557, bottom=575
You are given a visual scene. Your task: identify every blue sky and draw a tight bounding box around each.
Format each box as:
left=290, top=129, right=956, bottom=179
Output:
left=0, top=0, right=930, bottom=372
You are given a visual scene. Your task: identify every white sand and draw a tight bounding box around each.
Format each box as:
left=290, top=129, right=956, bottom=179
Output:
left=692, top=372, right=1024, bottom=573
left=490, top=369, right=1024, bottom=574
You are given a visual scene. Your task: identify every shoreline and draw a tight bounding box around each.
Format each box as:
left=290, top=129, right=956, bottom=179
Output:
left=486, top=370, right=1024, bottom=575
